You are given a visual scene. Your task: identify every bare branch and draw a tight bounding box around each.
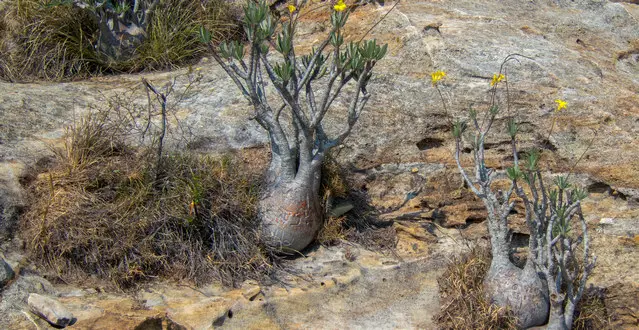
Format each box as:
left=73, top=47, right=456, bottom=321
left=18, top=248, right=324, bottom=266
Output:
left=210, top=51, right=252, bottom=101
left=305, top=81, right=318, bottom=116
left=230, top=62, right=249, bottom=80
left=297, top=38, right=333, bottom=93
left=455, top=138, right=483, bottom=197
left=259, top=54, right=310, bottom=129
left=312, top=71, right=353, bottom=129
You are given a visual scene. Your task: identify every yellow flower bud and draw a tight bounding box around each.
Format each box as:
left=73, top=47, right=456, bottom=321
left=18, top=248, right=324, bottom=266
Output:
left=334, top=0, right=347, bottom=12
left=431, top=70, right=446, bottom=86
left=490, top=73, right=505, bottom=86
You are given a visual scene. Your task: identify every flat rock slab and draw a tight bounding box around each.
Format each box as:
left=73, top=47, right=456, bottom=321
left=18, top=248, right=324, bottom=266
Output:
left=28, top=293, right=76, bottom=328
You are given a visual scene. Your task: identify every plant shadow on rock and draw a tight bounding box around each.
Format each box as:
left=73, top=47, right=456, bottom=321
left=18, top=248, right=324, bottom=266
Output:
left=316, top=158, right=397, bottom=252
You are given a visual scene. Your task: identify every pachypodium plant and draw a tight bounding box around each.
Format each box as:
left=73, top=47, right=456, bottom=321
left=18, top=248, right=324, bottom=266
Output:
left=200, top=0, right=386, bottom=251
left=70, top=0, right=159, bottom=62
left=511, top=148, right=596, bottom=329
left=442, top=54, right=595, bottom=328
left=445, top=60, right=549, bottom=328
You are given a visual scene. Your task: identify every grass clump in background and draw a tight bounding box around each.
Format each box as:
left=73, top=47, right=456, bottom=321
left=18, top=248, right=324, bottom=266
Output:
left=0, top=0, right=99, bottom=80
left=20, top=111, right=270, bottom=289
left=0, top=0, right=239, bottom=81
left=136, top=0, right=239, bottom=71
left=433, top=246, right=612, bottom=329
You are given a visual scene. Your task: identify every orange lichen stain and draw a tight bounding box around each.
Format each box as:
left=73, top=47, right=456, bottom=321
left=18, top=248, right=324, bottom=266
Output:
left=283, top=201, right=310, bottom=218
left=618, top=235, right=639, bottom=247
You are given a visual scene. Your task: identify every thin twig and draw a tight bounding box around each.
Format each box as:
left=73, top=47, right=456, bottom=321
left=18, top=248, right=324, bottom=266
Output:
left=358, top=0, right=401, bottom=43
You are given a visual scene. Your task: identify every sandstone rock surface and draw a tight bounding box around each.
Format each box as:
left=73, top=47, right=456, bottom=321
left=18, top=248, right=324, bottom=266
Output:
left=0, top=0, right=638, bottom=328
left=55, top=244, right=447, bottom=330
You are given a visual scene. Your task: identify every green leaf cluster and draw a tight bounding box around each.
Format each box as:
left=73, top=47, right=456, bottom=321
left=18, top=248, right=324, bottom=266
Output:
left=274, top=61, right=293, bottom=82
left=331, top=11, right=349, bottom=29
left=243, top=0, right=275, bottom=43
left=452, top=119, right=467, bottom=139
left=218, top=40, right=244, bottom=60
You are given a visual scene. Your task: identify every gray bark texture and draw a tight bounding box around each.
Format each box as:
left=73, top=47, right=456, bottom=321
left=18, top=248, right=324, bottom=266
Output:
left=259, top=166, right=322, bottom=251
left=74, top=0, right=159, bottom=62
left=483, top=256, right=549, bottom=328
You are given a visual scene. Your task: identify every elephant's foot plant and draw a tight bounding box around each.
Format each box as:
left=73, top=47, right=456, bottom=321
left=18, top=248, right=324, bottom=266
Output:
left=437, top=54, right=596, bottom=329
left=72, top=0, right=160, bottom=63
left=200, top=0, right=387, bottom=252
left=513, top=160, right=596, bottom=329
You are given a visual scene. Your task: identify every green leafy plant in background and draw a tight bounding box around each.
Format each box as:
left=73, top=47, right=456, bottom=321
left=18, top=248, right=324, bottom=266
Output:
left=0, top=0, right=238, bottom=80
left=200, top=0, right=387, bottom=252
left=437, top=54, right=596, bottom=329
left=62, top=0, right=158, bottom=63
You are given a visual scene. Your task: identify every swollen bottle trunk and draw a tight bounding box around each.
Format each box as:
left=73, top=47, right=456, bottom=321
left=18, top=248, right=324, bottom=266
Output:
left=258, top=164, right=323, bottom=252
left=483, top=233, right=549, bottom=328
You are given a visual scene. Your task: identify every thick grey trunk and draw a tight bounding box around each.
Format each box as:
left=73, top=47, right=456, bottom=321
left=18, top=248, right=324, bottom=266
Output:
left=483, top=259, right=549, bottom=328
left=484, top=215, right=549, bottom=328
left=259, top=158, right=322, bottom=252
left=546, top=300, right=568, bottom=330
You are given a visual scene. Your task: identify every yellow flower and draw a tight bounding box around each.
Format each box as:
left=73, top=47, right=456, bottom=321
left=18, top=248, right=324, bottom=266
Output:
left=490, top=73, right=505, bottom=86
left=189, top=201, right=196, bottom=216
left=411, top=167, right=419, bottom=173
left=431, top=70, right=446, bottom=86
left=555, top=99, right=567, bottom=112
left=334, top=0, right=347, bottom=12
left=287, top=4, right=296, bottom=13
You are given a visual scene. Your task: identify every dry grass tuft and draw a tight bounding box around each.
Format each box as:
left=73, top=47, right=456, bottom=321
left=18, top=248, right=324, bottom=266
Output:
left=434, top=247, right=518, bottom=329
left=20, top=113, right=270, bottom=289
left=321, top=156, right=348, bottom=201
left=573, top=286, right=612, bottom=330
left=0, top=0, right=99, bottom=81
left=317, top=216, right=347, bottom=245
left=316, top=156, right=349, bottom=245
